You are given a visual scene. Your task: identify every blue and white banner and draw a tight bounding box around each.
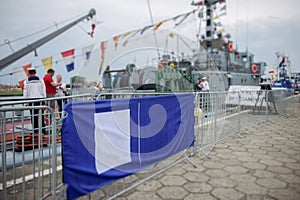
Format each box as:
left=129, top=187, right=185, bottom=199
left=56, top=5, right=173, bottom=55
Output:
left=62, top=94, right=194, bottom=199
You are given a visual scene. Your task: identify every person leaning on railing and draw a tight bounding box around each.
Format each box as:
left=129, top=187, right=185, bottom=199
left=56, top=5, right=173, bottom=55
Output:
left=23, top=67, right=46, bottom=134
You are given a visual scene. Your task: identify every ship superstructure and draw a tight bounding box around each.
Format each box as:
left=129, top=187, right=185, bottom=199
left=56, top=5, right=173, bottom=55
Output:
left=100, top=0, right=266, bottom=92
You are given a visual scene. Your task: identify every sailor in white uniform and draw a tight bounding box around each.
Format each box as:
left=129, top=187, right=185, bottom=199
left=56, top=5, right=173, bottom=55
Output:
left=23, top=68, right=46, bottom=134
left=201, top=77, right=210, bottom=92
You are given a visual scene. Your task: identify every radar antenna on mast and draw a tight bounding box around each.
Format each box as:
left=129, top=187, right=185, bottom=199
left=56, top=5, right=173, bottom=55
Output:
left=191, top=0, right=219, bottom=53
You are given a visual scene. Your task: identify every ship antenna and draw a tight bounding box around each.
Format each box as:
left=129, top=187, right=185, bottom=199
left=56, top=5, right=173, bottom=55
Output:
left=146, top=0, right=161, bottom=60
left=246, top=0, right=249, bottom=52
left=235, top=0, right=239, bottom=50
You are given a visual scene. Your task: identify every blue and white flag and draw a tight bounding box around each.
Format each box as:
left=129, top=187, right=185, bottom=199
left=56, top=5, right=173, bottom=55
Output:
left=82, top=44, right=94, bottom=67
left=62, top=94, right=194, bottom=199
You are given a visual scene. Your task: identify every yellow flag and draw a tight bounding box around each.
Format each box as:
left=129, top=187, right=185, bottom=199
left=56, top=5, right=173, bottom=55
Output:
left=217, top=28, right=225, bottom=34
left=42, top=57, right=53, bottom=71
left=121, top=30, right=136, bottom=39
left=99, top=57, right=104, bottom=75
left=214, top=15, right=219, bottom=20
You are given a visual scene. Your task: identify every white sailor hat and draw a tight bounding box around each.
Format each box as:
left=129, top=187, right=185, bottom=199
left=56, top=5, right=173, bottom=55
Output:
left=202, top=77, right=207, bottom=80
left=28, top=67, right=36, bottom=72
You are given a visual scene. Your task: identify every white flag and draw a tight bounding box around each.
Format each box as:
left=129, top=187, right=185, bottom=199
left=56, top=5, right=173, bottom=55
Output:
left=82, top=44, right=94, bottom=66
left=94, top=109, right=131, bottom=174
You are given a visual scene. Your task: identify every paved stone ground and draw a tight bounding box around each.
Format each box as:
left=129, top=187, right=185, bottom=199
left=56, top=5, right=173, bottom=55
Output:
left=112, top=104, right=300, bottom=200
left=2, top=99, right=299, bottom=200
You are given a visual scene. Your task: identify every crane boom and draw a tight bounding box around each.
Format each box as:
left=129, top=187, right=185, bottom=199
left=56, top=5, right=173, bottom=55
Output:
left=0, top=8, right=96, bottom=71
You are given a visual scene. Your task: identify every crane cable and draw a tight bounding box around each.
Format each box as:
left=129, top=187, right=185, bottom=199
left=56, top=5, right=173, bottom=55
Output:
left=0, top=11, right=89, bottom=49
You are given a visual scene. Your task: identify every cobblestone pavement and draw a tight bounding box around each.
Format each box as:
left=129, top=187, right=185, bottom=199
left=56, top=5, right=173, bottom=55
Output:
left=114, top=106, right=300, bottom=199
left=2, top=100, right=299, bottom=200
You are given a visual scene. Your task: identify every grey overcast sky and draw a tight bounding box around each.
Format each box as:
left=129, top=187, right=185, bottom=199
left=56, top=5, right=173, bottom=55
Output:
left=0, top=0, right=299, bottom=84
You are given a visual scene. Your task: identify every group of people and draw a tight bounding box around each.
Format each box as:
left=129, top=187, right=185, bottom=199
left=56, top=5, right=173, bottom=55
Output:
left=195, top=77, right=210, bottom=92
left=195, top=77, right=210, bottom=112
left=23, top=68, right=66, bottom=134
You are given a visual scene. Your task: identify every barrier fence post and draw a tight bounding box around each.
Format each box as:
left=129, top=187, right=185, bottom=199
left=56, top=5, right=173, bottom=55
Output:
left=237, top=92, right=241, bottom=134
left=290, top=91, right=296, bottom=115
left=213, top=93, right=217, bottom=144
left=193, top=92, right=199, bottom=155
left=291, top=91, right=296, bottom=115
left=49, top=107, right=57, bottom=200
left=287, top=90, right=290, bottom=115
left=283, top=90, right=286, bottom=115
left=265, top=90, right=269, bottom=122
left=1, top=111, right=7, bottom=200
left=200, top=93, right=205, bottom=150
left=38, top=108, right=42, bottom=199
left=21, top=110, right=26, bottom=200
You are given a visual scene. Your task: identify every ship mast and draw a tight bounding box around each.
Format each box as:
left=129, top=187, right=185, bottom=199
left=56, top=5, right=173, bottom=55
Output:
left=0, top=9, right=96, bottom=71
left=204, top=0, right=219, bottom=53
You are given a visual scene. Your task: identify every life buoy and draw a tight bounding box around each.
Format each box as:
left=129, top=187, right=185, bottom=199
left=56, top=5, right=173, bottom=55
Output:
left=251, top=64, right=258, bottom=73
left=228, top=42, right=233, bottom=52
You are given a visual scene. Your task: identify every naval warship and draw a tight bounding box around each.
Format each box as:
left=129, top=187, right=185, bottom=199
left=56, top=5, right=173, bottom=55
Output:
left=96, top=0, right=266, bottom=93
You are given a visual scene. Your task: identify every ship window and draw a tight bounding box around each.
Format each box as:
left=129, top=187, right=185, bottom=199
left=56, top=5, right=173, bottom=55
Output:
left=242, top=56, right=247, bottom=62
left=249, top=56, right=253, bottom=63
left=207, top=8, right=211, bottom=16
left=206, top=31, right=212, bottom=37
left=207, top=19, right=211, bottom=26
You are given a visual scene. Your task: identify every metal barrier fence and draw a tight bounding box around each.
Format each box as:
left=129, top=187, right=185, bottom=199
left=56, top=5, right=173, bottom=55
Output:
left=0, top=90, right=298, bottom=199
left=237, top=89, right=296, bottom=134
left=282, top=89, right=298, bottom=116
left=87, top=89, right=297, bottom=199
left=194, top=91, right=240, bottom=156
left=0, top=94, right=92, bottom=200
left=0, top=106, right=57, bottom=200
